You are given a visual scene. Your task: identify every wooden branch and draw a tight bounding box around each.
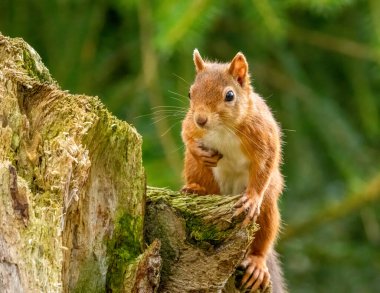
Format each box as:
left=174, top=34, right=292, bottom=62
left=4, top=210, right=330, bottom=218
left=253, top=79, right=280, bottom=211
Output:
left=145, top=187, right=266, bottom=293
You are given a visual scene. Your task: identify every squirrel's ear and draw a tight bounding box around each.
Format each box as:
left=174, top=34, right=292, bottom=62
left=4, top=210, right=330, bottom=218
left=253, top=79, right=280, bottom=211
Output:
left=228, top=52, right=249, bottom=87
left=193, top=49, right=205, bottom=72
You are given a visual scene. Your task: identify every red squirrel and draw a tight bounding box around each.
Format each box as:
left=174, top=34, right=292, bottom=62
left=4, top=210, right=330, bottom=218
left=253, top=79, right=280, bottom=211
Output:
left=181, top=49, right=285, bottom=292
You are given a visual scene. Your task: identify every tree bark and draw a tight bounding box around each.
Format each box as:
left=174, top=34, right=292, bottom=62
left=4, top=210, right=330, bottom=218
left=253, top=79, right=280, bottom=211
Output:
left=0, top=34, right=265, bottom=293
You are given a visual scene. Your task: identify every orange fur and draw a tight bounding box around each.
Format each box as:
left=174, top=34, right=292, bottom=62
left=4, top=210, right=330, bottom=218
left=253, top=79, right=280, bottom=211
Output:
left=181, top=50, right=284, bottom=292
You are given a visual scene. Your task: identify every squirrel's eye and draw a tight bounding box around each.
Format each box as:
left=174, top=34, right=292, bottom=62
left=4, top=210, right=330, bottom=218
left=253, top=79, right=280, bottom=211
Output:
left=225, top=90, right=235, bottom=102
left=188, top=92, right=191, bottom=99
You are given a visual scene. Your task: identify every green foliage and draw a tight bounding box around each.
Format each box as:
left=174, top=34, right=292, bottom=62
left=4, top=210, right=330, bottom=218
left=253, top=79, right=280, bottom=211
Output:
left=1, top=0, right=380, bottom=292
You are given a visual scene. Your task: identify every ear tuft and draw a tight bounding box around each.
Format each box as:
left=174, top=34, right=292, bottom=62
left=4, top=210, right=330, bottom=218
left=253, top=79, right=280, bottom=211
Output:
left=193, top=49, right=205, bottom=72
left=228, top=52, right=249, bottom=87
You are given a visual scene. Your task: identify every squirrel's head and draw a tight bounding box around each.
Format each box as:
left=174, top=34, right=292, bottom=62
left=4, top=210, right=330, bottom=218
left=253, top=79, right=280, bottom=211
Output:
left=188, top=49, right=253, bottom=130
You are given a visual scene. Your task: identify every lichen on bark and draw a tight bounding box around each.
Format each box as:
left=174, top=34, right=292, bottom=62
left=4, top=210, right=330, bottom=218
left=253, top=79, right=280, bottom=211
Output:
left=145, top=187, right=259, bottom=292
left=0, top=33, right=264, bottom=293
left=0, top=33, right=146, bottom=292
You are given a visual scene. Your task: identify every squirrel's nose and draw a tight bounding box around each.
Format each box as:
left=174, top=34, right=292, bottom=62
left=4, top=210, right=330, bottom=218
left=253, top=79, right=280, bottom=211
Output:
left=195, top=115, right=208, bottom=128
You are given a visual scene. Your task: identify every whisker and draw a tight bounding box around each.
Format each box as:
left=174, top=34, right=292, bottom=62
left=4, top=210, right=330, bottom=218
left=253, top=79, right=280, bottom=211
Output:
left=134, top=113, right=155, bottom=119
left=234, top=126, right=262, bottom=150
left=160, top=120, right=182, bottom=137
left=152, top=112, right=185, bottom=119
left=151, top=112, right=186, bottom=125
left=167, top=95, right=187, bottom=104
left=172, top=73, right=190, bottom=85
left=151, top=105, right=188, bottom=110
left=152, top=115, right=185, bottom=122
left=151, top=109, right=187, bottom=114
left=220, top=116, right=262, bottom=152
left=223, top=125, right=252, bottom=156
left=152, top=113, right=187, bottom=120
left=219, top=114, right=265, bottom=151
left=135, top=109, right=186, bottom=120
left=168, top=90, right=189, bottom=100
left=169, top=144, right=185, bottom=155
left=151, top=117, right=171, bottom=125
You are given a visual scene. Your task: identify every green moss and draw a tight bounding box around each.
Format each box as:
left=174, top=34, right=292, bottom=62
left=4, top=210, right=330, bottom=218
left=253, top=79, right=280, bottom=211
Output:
left=73, top=259, right=103, bottom=293
left=106, top=213, right=143, bottom=292
left=144, top=202, right=176, bottom=284
left=183, top=213, right=231, bottom=246
left=146, top=188, right=241, bottom=245
left=22, top=48, right=52, bottom=83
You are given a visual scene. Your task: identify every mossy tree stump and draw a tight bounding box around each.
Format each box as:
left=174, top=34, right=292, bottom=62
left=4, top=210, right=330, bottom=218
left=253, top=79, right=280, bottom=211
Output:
left=0, top=34, right=264, bottom=293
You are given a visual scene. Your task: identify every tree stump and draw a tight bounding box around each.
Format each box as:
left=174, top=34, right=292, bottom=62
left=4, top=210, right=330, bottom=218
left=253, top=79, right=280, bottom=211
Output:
left=0, top=34, right=265, bottom=293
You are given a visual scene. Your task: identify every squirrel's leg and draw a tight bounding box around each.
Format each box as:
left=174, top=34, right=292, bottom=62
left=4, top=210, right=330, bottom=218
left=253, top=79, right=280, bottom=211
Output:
left=241, top=184, right=281, bottom=292
left=181, top=150, right=220, bottom=195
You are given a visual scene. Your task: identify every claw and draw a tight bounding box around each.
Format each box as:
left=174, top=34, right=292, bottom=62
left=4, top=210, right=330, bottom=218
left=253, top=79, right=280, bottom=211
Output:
left=243, top=204, right=259, bottom=226
left=196, top=145, right=223, bottom=167
left=201, top=153, right=222, bottom=167
left=245, top=268, right=260, bottom=290
left=240, top=255, right=270, bottom=293
left=233, top=194, right=247, bottom=208
left=250, top=270, right=264, bottom=292
left=241, top=264, right=256, bottom=288
left=190, top=142, right=222, bottom=167
left=233, top=193, right=262, bottom=226
left=232, top=206, right=245, bottom=218
left=181, top=183, right=207, bottom=195
left=262, top=272, right=270, bottom=290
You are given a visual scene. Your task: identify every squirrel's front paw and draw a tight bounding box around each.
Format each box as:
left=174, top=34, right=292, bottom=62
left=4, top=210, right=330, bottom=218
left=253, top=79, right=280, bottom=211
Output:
left=181, top=183, right=207, bottom=195
left=240, top=254, right=270, bottom=292
left=193, top=143, right=223, bottom=167
left=233, top=193, right=262, bottom=226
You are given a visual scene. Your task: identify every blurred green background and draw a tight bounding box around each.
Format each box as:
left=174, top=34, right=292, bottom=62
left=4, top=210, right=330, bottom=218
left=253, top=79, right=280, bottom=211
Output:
left=1, top=0, right=380, bottom=292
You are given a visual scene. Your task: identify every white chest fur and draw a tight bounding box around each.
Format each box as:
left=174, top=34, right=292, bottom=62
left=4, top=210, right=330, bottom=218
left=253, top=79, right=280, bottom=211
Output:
left=202, top=127, right=250, bottom=195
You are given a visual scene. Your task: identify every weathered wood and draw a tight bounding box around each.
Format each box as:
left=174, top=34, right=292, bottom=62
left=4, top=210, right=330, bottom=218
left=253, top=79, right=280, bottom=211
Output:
left=0, top=33, right=147, bottom=292
left=0, top=34, right=267, bottom=293
left=145, top=187, right=260, bottom=293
